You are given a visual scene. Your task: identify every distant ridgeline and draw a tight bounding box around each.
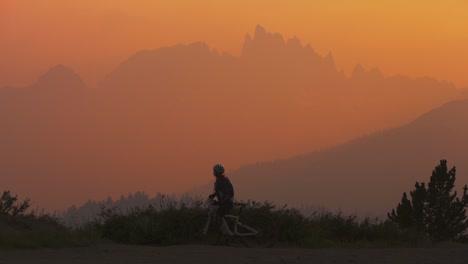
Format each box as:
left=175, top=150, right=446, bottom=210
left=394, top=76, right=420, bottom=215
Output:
left=60, top=191, right=323, bottom=227
left=60, top=192, right=197, bottom=226
left=1, top=26, right=467, bottom=213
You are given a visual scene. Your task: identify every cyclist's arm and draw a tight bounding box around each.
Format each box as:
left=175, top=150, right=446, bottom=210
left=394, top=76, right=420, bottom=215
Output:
left=209, top=182, right=219, bottom=199
left=209, top=191, right=217, bottom=198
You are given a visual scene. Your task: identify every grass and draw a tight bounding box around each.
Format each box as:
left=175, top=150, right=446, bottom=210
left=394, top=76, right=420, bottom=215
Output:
left=0, top=213, right=104, bottom=248
left=1, top=197, right=465, bottom=248
left=94, top=200, right=439, bottom=248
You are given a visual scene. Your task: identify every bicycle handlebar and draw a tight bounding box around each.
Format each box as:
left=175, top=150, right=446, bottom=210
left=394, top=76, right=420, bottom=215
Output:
left=205, top=198, right=249, bottom=217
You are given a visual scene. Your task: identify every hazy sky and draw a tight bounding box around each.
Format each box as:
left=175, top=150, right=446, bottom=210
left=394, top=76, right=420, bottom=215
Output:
left=2, top=0, right=468, bottom=88
left=2, top=0, right=468, bottom=210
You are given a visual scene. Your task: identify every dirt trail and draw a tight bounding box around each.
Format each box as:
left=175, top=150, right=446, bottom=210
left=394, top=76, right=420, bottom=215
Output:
left=1, top=245, right=467, bottom=264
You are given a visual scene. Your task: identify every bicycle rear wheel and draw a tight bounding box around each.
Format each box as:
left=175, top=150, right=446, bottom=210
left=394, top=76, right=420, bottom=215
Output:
left=239, top=213, right=277, bottom=248
left=183, top=214, right=220, bottom=245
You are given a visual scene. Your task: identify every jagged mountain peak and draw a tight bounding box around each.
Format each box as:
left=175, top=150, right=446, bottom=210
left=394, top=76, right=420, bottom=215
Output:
left=241, top=25, right=324, bottom=62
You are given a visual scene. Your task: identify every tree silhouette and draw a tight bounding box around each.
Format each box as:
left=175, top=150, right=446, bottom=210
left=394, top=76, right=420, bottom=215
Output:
left=388, top=192, right=414, bottom=229
left=425, top=160, right=468, bottom=240
left=410, top=182, right=428, bottom=231
left=388, top=160, right=468, bottom=241
left=0, top=190, right=30, bottom=216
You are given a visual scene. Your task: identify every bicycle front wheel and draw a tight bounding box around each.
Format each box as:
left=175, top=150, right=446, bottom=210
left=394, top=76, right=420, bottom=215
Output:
left=183, top=214, right=220, bottom=245
left=239, top=213, right=277, bottom=248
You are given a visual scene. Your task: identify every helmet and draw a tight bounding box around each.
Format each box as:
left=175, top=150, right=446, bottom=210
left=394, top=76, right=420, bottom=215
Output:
left=213, top=164, right=225, bottom=175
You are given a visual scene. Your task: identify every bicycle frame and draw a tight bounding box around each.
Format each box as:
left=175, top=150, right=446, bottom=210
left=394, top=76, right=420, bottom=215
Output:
left=225, top=214, right=259, bottom=237
left=201, top=200, right=259, bottom=237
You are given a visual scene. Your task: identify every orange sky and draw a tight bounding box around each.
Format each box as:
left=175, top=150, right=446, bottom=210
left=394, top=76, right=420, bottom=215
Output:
left=2, top=0, right=468, bottom=210
left=2, top=0, right=468, bottom=88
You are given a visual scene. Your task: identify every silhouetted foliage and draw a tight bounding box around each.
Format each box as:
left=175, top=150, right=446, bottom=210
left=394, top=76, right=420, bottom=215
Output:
left=61, top=192, right=197, bottom=226
left=98, top=199, right=205, bottom=245
left=388, top=160, right=468, bottom=241
left=388, top=192, right=414, bottom=229
left=96, top=199, right=428, bottom=247
left=0, top=190, right=102, bottom=248
left=2, top=189, right=435, bottom=248
left=0, top=190, right=31, bottom=216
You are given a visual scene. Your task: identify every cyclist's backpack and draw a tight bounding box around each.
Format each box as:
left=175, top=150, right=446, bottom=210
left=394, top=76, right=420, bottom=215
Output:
left=226, top=177, right=235, bottom=198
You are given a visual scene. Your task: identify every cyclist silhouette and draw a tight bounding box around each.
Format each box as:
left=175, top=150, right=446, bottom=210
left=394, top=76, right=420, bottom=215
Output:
left=208, top=164, right=235, bottom=243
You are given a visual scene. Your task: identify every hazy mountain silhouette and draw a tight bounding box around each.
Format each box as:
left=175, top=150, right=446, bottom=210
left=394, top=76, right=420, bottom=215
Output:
left=0, top=26, right=465, bottom=210
left=35, top=64, right=86, bottom=90
left=191, top=99, right=468, bottom=216
left=0, top=65, right=97, bottom=209
left=99, top=25, right=461, bottom=168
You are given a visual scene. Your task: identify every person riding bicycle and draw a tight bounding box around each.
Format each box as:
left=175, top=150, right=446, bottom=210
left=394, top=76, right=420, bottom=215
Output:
left=208, top=164, right=235, bottom=242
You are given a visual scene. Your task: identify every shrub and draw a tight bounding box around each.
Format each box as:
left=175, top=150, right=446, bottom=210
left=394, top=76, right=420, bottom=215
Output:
left=0, top=190, right=102, bottom=248
left=0, top=190, right=30, bottom=216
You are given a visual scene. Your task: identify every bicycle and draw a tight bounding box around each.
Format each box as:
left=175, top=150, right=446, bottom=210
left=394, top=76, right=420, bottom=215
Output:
left=183, top=199, right=277, bottom=247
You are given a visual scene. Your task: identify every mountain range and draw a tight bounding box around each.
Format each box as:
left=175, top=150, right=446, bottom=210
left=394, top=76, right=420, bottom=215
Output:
left=0, top=25, right=466, bottom=210
left=192, top=99, right=468, bottom=216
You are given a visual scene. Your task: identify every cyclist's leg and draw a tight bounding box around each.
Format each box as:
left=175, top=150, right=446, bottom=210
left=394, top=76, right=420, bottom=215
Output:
left=217, top=203, right=233, bottom=237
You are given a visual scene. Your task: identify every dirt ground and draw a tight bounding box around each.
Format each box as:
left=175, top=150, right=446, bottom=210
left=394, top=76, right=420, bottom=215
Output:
left=1, top=245, right=467, bottom=264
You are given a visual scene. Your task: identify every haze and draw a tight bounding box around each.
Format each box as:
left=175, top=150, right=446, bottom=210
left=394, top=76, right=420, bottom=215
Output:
left=2, top=0, right=468, bottom=88
left=1, top=1, right=468, bottom=214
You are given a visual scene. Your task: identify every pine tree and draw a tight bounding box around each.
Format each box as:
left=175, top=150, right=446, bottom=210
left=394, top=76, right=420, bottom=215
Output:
left=387, top=182, right=427, bottom=231
left=388, top=192, right=414, bottom=229
left=425, top=160, right=468, bottom=240
left=410, top=182, right=427, bottom=231
left=388, top=160, right=468, bottom=241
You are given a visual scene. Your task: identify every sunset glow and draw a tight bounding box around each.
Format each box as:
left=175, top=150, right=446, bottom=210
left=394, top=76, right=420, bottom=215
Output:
left=2, top=0, right=468, bottom=212
left=2, top=0, right=468, bottom=88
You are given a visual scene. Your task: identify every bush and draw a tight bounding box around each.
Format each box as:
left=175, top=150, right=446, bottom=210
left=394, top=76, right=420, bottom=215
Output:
left=100, top=202, right=206, bottom=245
left=0, top=190, right=102, bottom=248
left=0, top=190, right=438, bottom=248
left=0, top=190, right=30, bottom=216
left=97, top=199, right=431, bottom=247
